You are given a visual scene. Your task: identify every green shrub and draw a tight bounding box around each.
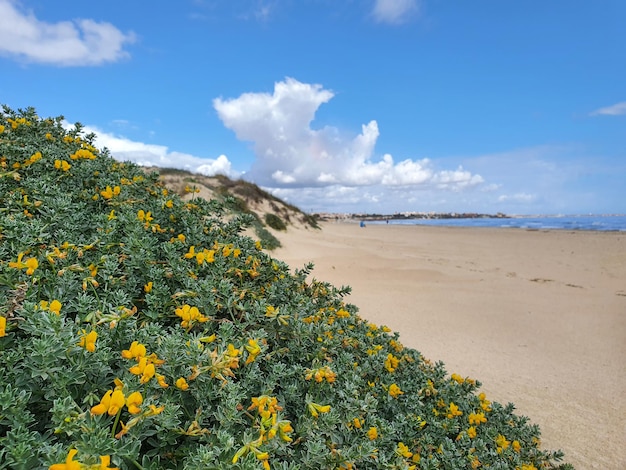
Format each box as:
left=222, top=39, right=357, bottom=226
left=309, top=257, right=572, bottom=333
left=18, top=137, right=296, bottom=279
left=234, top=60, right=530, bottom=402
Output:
left=265, top=213, right=287, bottom=231
left=0, top=105, right=572, bottom=469
left=217, top=193, right=247, bottom=213
left=251, top=220, right=282, bottom=250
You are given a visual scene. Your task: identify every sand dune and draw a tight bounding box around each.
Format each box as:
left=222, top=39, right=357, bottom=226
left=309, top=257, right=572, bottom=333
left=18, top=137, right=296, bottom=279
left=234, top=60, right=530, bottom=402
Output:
left=275, top=222, right=626, bottom=470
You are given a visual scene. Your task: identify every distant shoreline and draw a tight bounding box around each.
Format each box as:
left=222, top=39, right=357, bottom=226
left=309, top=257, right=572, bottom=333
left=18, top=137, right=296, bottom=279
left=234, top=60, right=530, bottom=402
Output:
left=316, top=211, right=509, bottom=222
left=315, top=213, right=626, bottom=232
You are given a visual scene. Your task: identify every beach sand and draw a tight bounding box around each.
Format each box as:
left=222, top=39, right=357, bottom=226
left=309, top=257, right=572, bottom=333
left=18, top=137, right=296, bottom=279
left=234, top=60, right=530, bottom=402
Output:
left=274, top=222, right=626, bottom=469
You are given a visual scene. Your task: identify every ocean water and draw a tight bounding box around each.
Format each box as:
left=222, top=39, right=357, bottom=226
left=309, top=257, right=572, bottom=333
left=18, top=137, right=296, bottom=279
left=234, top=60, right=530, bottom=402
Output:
left=368, top=215, right=626, bottom=231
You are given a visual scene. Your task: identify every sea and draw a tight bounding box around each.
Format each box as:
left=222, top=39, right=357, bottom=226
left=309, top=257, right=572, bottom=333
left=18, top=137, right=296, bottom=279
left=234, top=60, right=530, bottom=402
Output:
left=368, top=215, right=626, bottom=232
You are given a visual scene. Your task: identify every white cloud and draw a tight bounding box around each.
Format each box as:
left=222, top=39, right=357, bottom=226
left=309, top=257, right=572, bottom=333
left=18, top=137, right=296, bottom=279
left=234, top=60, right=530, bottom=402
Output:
left=433, top=167, right=485, bottom=191
left=254, top=3, right=273, bottom=22
left=371, top=0, right=419, bottom=24
left=214, top=77, right=483, bottom=195
left=0, top=0, right=135, bottom=66
left=65, top=123, right=239, bottom=178
left=590, top=101, right=626, bottom=116
left=497, top=193, right=536, bottom=204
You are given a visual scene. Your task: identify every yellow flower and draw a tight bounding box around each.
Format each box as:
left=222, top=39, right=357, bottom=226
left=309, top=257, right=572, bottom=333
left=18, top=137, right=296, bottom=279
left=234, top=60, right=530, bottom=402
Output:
left=121, top=341, right=147, bottom=360
left=144, top=282, right=153, bottom=293
left=49, top=448, right=81, bottom=470
left=248, top=395, right=283, bottom=418
left=23, top=152, right=42, bottom=166
left=367, top=426, right=378, bottom=440
left=48, top=299, right=62, bottom=315
left=256, top=451, right=270, bottom=470
left=91, top=389, right=126, bottom=416
left=518, top=464, right=537, bottom=470
left=156, top=373, right=169, bottom=388
left=125, top=391, right=143, bottom=414
left=184, top=245, right=197, bottom=259
left=23, top=256, right=38, bottom=275
left=244, top=338, right=262, bottom=365
left=496, top=434, right=510, bottom=453
left=512, top=440, right=521, bottom=452
left=451, top=373, right=465, bottom=384
left=468, top=412, right=487, bottom=425
left=78, top=329, right=97, bottom=352
left=175, top=304, right=208, bottom=329
left=278, top=420, right=293, bottom=442
left=176, top=377, right=189, bottom=390
left=199, top=334, right=216, bottom=343
left=447, top=402, right=463, bottom=419
left=335, top=308, right=350, bottom=318
left=137, top=209, right=153, bottom=223
left=97, top=455, right=119, bottom=470
left=0, top=316, right=6, bottom=337
left=70, top=148, right=96, bottom=160
left=478, top=392, right=492, bottom=412
left=129, top=357, right=156, bottom=384
left=100, top=185, right=120, bottom=200
left=165, top=199, right=173, bottom=208
left=307, top=401, right=331, bottom=418
left=145, top=404, right=165, bottom=416
left=10, top=253, right=39, bottom=275
left=54, top=160, right=71, bottom=171
left=388, top=383, right=404, bottom=398
left=396, top=442, right=413, bottom=458
left=226, top=343, right=241, bottom=361
left=467, top=426, right=477, bottom=439
left=195, top=248, right=215, bottom=265
left=384, top=353, right=399, bottom=373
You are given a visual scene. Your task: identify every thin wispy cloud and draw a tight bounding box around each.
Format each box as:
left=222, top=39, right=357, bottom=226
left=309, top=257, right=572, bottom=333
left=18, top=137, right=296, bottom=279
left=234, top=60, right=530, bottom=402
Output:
left=0, top=0, right=135, bottom=66
left=254, top=2, right=274, bottom=22
left=590, top=101, right=626, bottom=116
left=371, top=0, right=420, bottom=24
left=66, top=123, right=239, bottom=179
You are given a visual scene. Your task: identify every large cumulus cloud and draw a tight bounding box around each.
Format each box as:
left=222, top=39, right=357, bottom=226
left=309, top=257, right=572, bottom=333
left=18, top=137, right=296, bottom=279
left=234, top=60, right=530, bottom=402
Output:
left=214, top=78, right=484, bottom=196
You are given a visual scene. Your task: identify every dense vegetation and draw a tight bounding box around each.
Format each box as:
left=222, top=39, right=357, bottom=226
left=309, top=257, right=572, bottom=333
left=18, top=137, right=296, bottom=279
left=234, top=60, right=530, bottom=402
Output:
left=0, top=106, right=572, bottom=469
left=155, top=168, right=319, bottom=251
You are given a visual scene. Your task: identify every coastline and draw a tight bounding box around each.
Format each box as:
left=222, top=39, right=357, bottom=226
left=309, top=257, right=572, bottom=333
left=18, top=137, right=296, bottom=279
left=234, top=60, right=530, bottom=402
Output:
left=275, top=222, right=626, bottom=469
left=329, top=214, right=626, bottom=232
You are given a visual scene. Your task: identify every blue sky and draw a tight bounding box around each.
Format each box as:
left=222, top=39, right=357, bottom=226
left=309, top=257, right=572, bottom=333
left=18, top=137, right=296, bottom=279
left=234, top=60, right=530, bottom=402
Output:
left=1, top=0, right=624, bottom=215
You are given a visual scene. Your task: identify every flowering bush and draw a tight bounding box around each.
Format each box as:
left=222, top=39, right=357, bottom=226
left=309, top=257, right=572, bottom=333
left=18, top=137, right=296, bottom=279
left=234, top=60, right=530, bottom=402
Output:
left=0, top=105, right=573, bottom=469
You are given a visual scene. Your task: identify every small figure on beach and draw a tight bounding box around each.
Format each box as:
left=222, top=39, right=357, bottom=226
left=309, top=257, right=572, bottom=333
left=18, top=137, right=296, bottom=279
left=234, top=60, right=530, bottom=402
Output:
left=360, top=220, right=366, bottom=228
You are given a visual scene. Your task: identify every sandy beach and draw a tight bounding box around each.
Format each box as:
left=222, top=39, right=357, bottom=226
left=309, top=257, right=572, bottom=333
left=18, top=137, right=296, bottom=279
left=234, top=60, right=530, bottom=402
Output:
left=275, top=222, right=626, bottom=469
